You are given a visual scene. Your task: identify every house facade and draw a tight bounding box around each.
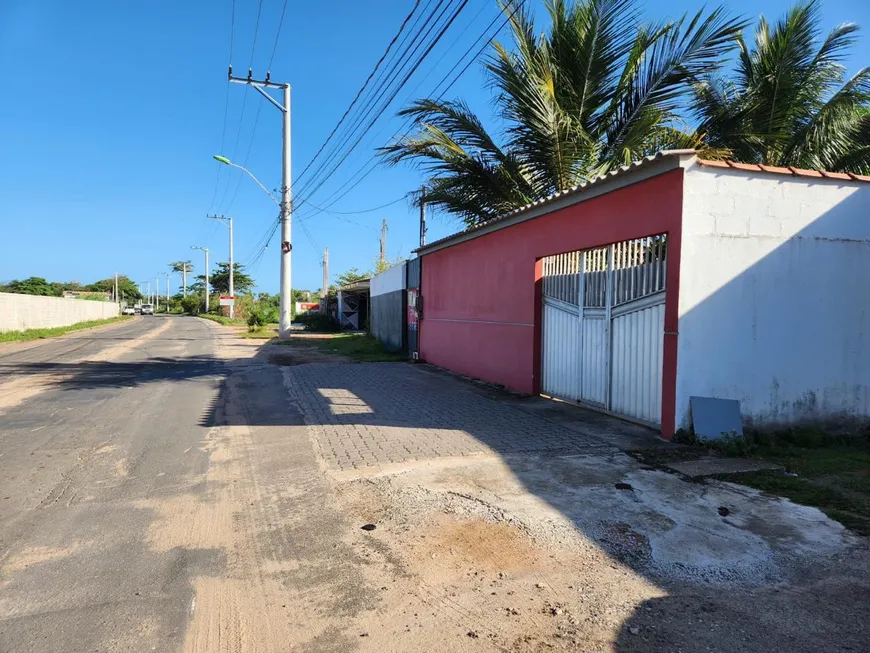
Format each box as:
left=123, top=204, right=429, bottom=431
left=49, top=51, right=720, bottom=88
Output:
left=415, top=151, right=870, bottom=437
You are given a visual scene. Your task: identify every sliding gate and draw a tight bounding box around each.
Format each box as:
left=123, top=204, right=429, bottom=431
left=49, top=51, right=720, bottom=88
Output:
left=541, top=235, right=667, bottom=425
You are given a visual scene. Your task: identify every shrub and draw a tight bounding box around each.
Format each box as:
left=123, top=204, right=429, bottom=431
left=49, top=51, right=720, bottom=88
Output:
left=247, top=309, right=265, bottom=330
left=180, top=295, right=202, bottom=315
left=299, top=312, right=341, bottom=332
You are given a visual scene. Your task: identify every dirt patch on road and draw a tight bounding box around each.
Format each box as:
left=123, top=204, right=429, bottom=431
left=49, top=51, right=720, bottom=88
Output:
left=329, top=453, right=870, bottom=652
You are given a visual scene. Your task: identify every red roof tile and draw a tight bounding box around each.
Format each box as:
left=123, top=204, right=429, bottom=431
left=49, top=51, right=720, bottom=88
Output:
left=697, top=159, right=870, bottom=183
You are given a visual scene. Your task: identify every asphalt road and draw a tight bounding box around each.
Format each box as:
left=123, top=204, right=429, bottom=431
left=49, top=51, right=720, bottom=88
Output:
left=0, top=316, right=362, bottom=653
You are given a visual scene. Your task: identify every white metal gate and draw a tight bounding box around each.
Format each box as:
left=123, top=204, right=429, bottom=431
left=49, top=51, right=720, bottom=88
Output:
left=541, top=235, right=667, bottom=425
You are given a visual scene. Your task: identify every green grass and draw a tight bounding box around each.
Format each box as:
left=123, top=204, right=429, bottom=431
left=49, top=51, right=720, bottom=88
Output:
left=706, top=427, right=870, bottom=536
left=195, top=313, right=246, bottom=326
left=0, top=316, right=132, bottom=343
left=275, top=333, right=405, bottom=362
left=241, top=324, right=279, bottom=339
left=718, top=469, right=870, bottom=536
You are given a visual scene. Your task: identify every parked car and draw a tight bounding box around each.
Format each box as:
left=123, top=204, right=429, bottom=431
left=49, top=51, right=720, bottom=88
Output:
left=141, top=304, right=154, bottom=315
left=122, top=307, right=135, bottom=315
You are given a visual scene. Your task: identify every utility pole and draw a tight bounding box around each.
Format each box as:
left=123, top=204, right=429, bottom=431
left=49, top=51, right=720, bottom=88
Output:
left=229, top=67, right=291, bottom=337
left=155, top=277, right=160, bottom=311
left=182, top=261, right=190, bottom=297
left=321, top=248, right=329, bottom=308
left=114, top=272, right=119, bottom=304
left=191, top=246, right=209, bottom=312
left=162, top=272, right=171, bottom=312
left=380, top=218, right=387, bottom=267
left=419, top=186, right=427, bottom=249
left=207, top=214, right=234, bottom=318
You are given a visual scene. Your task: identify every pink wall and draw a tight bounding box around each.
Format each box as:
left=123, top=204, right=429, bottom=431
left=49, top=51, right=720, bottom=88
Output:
left=420, top=169, right=684, bottom=435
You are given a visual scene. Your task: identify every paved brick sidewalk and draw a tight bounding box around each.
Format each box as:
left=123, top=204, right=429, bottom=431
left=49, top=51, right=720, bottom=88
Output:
left=285, top=363, right=613, bottom=471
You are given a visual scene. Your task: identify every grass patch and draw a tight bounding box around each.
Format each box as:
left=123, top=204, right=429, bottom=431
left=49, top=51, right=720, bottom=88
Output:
left=275, top=333, right=404, bottom=362
left=0, top=316, right=132, bottom=343
left=696, top=426, right=870, bottom=536
left=241, top=324, right=279, bottom=339
left=195, top=314, right=246, bottom=326
left=717, top=469, right=870, bottom=536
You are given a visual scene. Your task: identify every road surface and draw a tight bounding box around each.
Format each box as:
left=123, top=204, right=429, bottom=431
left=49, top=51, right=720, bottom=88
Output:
left=1, top=316, right=868, bottom=653
left=0, top=316, right=361, bottom=653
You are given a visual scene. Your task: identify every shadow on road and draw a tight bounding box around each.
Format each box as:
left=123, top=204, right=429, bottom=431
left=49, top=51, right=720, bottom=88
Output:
left=1, top=340, right=868, bottom=652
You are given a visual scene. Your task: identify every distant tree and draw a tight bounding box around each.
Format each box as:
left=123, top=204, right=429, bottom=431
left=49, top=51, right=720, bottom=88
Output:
left=1, top=277, right=61, bottom=296
left=335, top=267, right=368, bottom=288
left=194, top=262, right=255, bottom=295
left=88, top=275, right=142, bottom=301
left=169, top=261, right=194, bottom=295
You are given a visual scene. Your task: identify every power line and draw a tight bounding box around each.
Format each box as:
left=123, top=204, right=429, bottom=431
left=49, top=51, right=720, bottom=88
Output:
left=267, top=0, right=289, bottom=70
left=293, top=0, right=472, bottom=211
left=249, top=0, right=264, bottom=67
left=293, top=0, right=462, bottom=204
left=293, top=0, right=424, bottom=186
left=207, top=0, right=237, bottom=213
left=295, top=1, right=519, bottom=217
left=299, top=195, right=407, bottom=216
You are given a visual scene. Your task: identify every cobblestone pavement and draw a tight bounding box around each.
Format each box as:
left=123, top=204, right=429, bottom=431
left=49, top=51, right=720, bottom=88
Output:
left=285, top=363, right=614, bottom=471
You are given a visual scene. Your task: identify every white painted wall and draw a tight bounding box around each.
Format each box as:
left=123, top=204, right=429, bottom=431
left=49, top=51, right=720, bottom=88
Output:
left=676, top=166, right=870, bottom=427
left=0, top=292, right=119, bottom=332
left=370, top=262, right=406, bottom=297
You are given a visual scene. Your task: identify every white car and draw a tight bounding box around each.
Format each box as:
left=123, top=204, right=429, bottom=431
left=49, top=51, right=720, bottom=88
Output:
left=122, top=307, right=135, bottom=315
left=141, top=304, right=154, bottom=315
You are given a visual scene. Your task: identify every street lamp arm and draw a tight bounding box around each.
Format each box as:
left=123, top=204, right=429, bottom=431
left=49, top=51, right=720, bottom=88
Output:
left=215, top=157, right=280, bottom=207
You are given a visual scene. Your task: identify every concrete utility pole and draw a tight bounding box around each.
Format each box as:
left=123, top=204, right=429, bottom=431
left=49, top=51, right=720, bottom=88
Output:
left=207, top=215, right=234, bottom=318
left=228, top=67, right=292, bottom=338
left=380, top=219, right=387, bottom=267
left=321, top=248, right=329, bottom=308
left=191, top=246, right=209, bottom=312
left=419, top=186, right=427, bottom=248
left=155, top=277, right=160, bottom=311
left=114, top=273, right=119, bottom=304
left=163, top=272, right=171, bottom=311
left=182, top=261, right=190, bottom=297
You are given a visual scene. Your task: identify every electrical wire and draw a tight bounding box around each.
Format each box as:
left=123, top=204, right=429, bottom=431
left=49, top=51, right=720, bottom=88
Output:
left=293, top=0, right=424, bottom=186
left=298, top=195, right=407, bottom=216
left=207, top=0, right=236, bottom=214
left=267, top=0, right=289, bottom=70
left=249, top=0, right=264, bottom=67
left=294, top=1, right=520, bottom=217
left=216, top=0, right=265, bottom=213
left=293, top=0, right=466, bottom=205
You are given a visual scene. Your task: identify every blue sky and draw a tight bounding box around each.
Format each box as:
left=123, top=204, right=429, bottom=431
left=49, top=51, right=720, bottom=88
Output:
left=0, top=0, right=867, bottom=294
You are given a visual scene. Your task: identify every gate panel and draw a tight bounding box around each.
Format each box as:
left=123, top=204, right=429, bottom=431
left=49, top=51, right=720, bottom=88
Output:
left=579, top=314, right=607, bottom=405
left=542, top=300, right=579, bottom=400
left=610, top=301, right=664, bottom=424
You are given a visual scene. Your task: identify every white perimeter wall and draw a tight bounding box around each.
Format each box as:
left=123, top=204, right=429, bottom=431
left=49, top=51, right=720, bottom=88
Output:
left=0, top=292, right=119, bottom=332
left=676, top=166, right=870, bottom=427
left=370, top=262, right=406, bottom=297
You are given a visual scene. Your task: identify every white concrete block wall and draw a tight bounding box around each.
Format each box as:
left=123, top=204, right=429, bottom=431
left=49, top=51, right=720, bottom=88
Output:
left=676, top=166, right=870, bottom=427
left=370, top=262, right=406, bottom=297
left=0, top=292, right=120, bottom=332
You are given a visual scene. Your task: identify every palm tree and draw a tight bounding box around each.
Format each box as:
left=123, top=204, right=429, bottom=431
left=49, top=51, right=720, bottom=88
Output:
left=693, top=0, right=870, bottom=172
left=169, top=261, right=193, bottom=297
left=382, top=0, right=746, bottom=226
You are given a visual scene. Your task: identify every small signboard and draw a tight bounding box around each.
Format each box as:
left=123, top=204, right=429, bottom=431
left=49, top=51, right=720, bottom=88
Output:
left=219, top=295, right=235, bottom=306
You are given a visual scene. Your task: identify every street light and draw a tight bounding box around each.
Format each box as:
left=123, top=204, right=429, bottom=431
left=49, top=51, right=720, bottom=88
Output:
left=213, top=155, right=280, bottom=206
